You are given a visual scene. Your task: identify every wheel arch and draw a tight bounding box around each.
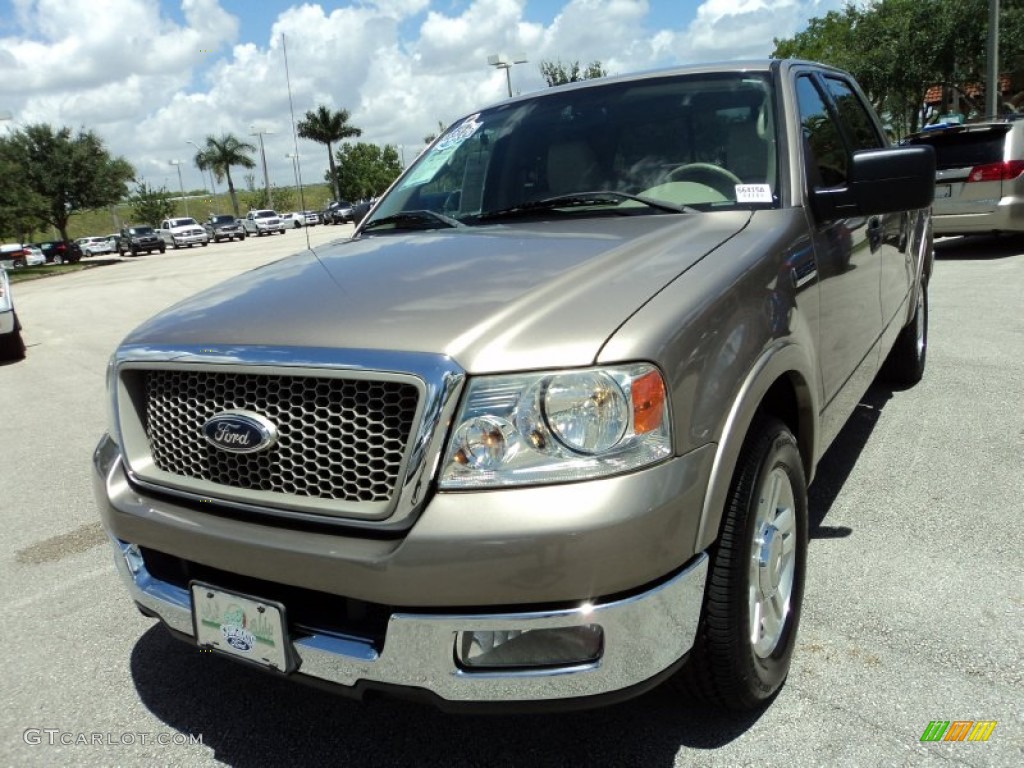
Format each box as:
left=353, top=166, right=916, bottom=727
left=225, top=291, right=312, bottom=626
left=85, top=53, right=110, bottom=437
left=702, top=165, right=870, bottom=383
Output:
left=694, top=343, right=818, bottom=552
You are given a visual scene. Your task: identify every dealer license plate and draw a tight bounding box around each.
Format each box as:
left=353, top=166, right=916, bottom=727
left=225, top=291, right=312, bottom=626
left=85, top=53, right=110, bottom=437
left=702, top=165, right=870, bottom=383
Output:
left=936, top=184, right=952, bottom=198
left=191, top=583, right=293, bottom=672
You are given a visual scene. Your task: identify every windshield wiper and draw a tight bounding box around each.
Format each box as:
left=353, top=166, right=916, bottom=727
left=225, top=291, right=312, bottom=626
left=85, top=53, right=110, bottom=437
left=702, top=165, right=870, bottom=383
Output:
left=361, top=210, right=464, bottom=232
left=476, top=191, right=696, bottom=222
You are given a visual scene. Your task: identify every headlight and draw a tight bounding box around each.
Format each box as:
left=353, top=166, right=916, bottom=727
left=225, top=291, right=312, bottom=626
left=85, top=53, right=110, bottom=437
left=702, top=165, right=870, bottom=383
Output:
left=440, top=364, right=670, bottom=488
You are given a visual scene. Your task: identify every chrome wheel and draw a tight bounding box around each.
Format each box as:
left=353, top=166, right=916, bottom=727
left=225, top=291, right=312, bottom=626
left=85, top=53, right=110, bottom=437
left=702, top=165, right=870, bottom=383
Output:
left=749, top=467, right=797, bottom=658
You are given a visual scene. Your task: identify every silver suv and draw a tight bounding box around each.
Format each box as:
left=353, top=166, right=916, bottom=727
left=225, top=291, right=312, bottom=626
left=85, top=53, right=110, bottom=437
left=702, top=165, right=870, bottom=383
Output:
left=905, top=117, right=1024, bottom=234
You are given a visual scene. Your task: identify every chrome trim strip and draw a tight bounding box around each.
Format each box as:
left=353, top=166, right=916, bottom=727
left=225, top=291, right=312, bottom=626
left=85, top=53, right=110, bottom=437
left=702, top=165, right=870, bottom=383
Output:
left=108, top=537, right=707, bottom=703
left=112, top=344, right=465, bottom=529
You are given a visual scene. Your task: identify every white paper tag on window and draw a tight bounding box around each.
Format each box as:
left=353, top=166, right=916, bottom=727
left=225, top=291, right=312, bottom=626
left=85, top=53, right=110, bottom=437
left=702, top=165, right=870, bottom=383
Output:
left=734, top=184, right=773, bottom=203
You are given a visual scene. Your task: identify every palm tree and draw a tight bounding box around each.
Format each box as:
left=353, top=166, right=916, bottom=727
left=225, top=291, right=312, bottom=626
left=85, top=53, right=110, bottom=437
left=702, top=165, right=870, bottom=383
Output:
left=297, top=105, right=362, bottom=201
left=193, top=134, right=256, bottom=217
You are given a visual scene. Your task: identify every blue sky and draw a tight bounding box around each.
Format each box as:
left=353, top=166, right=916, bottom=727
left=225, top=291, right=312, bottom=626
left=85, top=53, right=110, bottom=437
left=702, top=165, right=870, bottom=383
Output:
left=0, top=1, right=840, bottom=194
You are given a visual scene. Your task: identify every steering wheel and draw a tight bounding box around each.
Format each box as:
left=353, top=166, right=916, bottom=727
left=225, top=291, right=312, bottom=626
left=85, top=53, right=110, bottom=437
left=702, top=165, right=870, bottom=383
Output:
left=665, top=163, right=743, bottom=198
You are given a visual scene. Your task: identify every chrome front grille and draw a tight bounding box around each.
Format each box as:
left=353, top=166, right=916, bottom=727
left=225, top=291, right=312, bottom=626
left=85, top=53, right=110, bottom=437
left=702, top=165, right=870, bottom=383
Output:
left=142, top=370, right=419, bottom=504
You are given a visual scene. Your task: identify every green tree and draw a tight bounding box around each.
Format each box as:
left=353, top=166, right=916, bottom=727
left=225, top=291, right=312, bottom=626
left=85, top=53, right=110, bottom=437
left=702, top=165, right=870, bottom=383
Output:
left=297, top=105, right=362, bottom=201
left=193, top=134, right=256, bottom=217
left=0, top=124, right=133, bottom=243
left=0, top=154, right=48, bottom=240
left=127, top=182, right=175, bottom=226
left=329, top=143, right=402, bottom=201
left=539, top=59, right=607, bottom=87
left=773, top=0, right=1024, bottom=135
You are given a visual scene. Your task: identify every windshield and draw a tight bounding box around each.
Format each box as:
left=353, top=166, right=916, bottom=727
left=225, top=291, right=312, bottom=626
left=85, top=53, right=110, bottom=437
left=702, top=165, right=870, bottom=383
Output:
left=366, top=72, right=777, bottom=231
left=170, top=218, right=197, bottom=227
left=130, top=227, right=153, bottom=235
left=255, top=211, right=276, bottom=218
left=211, top=216, right=233, bottom=224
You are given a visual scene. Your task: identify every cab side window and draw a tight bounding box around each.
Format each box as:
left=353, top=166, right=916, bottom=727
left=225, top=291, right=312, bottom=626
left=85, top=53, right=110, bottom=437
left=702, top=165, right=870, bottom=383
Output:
left=824, top=77, right=884, bottom=151
left=796, top=75, right=848, bottom=189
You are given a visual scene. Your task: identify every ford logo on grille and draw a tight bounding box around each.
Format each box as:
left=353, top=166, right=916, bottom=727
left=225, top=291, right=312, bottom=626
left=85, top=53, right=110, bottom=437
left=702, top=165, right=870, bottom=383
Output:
left=201, top=411, right=278, bottom=454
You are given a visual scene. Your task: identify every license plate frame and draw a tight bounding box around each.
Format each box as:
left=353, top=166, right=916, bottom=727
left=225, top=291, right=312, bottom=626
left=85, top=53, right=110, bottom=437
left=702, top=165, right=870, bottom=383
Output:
left=190, top=582, right=297, bottom=673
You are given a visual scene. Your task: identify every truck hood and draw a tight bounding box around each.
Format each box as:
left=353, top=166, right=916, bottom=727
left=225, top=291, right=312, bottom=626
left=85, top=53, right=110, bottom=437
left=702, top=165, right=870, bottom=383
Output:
left=125, top=213, right=750, bottom=373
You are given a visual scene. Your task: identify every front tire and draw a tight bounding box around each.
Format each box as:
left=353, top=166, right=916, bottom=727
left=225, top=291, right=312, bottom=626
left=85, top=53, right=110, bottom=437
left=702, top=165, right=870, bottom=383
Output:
left=882, top=277, right=927, bottom=387
left=0, top=314, right=26, bottom=362
left=678, top=417, right=807, bottom=711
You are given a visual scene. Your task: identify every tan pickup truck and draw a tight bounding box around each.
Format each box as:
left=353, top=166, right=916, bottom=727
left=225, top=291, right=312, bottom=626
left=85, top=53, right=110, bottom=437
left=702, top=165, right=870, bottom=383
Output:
left=94, top=59, right=935, bottom=713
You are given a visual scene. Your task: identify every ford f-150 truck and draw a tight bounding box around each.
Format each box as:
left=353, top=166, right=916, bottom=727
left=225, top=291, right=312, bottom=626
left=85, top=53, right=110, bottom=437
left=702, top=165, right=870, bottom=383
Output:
left=94, top=60, right=935, bottom=713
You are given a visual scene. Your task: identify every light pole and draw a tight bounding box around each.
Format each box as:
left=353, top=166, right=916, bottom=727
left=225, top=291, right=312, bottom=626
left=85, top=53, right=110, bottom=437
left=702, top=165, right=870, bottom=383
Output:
left=250, top=126, right=274, bottom=208
left=285, top=152, right=301, bottom=202
left=187, top=140, right=217, bottom=198
left=487, top=53, right=528, bottom=98
left=169, top=160, right=188, bottom=217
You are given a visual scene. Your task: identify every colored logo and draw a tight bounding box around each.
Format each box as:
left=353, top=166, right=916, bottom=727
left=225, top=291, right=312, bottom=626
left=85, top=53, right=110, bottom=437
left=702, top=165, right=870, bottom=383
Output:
left=201, top=410, right=278, bottom=454
left=920, top=721, right=997, bottom=742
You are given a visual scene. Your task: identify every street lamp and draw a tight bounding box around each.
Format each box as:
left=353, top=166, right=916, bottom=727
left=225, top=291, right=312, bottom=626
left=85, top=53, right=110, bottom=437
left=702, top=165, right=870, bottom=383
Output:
left=250, top=126, right=274, bottom=208
left=169, top=160, right=188, bottom=217
left=187, top=140, right=217, bottom=198
left=285, top=152, right=301, bottom=194
left=487, top=53, right=528, bottom=98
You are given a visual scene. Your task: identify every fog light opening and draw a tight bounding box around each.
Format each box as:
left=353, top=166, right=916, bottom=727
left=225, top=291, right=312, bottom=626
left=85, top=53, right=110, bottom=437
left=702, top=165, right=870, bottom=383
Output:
left=119, top=540, right=144, bottom=576
left=456, top=625, right=603, bottom=670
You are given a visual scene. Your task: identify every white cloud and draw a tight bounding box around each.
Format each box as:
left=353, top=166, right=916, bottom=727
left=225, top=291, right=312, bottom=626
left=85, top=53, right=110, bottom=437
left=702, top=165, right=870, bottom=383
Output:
left=1, top=0, right=844, bottom=203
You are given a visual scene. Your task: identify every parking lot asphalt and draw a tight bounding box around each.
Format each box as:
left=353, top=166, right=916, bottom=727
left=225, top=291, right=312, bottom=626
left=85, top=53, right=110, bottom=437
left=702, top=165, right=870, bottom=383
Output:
left=0, top=230, right=1021, bottom=767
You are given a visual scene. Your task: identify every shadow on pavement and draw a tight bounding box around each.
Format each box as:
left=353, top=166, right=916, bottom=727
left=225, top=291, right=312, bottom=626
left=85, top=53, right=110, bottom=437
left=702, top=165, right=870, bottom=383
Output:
left=131, top=623, right=769, bottom=766
left=934, top=234, right=1024, bottom=260
left=807, top=385, right=893, bottom=539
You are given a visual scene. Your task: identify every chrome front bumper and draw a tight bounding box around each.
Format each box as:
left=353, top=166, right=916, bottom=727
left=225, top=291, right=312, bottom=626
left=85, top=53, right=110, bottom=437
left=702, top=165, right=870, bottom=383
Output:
left=110, top=537, right=707, bottom=704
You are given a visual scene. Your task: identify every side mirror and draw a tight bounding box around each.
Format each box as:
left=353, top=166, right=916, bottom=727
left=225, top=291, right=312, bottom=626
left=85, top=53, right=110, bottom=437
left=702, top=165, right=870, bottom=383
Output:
left=811, top=145, right=935, bottom=220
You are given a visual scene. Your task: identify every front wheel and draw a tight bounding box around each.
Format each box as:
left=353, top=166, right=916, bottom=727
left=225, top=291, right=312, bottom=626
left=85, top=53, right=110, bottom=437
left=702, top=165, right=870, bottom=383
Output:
left=0, top=315, right=26, bottom=362
left=678, top=417, right=807, bottom=710
left=882, top=277, right=927, bottom=387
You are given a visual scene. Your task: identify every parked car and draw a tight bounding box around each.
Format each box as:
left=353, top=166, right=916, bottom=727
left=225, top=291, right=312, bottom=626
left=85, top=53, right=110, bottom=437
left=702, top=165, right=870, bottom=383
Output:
left=0, top=243, right=45, bottom=268
left=241, top=209, right=286, bottom=236
left=94, top=60, right=935, bottom=714
left=117, top=226, right=166, bottom=256
left=351, top=200, right=373, bottom=225
left=322, top=200, right=354, bottom=224
left=204, top=215, right=246, bottom=242
left=904, top=117, right=1024, bottom=235
left=157, top=218, right=210, bottom=249
left=0, top=268, right=25, bottom=361
left=78, top=236, right=115, bottom=257
left=33, top=240, right=81, bottom=264
left=281, top=211, right=321, bottom=228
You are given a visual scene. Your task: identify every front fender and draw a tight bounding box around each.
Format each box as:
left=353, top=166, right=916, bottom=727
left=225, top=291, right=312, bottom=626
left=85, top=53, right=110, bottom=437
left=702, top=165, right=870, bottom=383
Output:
left=695, top=340, right=819, bottom=552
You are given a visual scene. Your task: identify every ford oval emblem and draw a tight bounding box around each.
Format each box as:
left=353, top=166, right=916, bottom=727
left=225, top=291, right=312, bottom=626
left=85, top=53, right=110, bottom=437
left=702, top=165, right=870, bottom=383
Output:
left=201, top=410, right=278, bottom=454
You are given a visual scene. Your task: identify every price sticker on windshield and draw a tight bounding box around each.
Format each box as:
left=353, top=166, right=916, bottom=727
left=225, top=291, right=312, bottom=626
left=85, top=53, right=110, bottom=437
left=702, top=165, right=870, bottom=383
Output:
left=735, top=184, right=774, bottom=204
